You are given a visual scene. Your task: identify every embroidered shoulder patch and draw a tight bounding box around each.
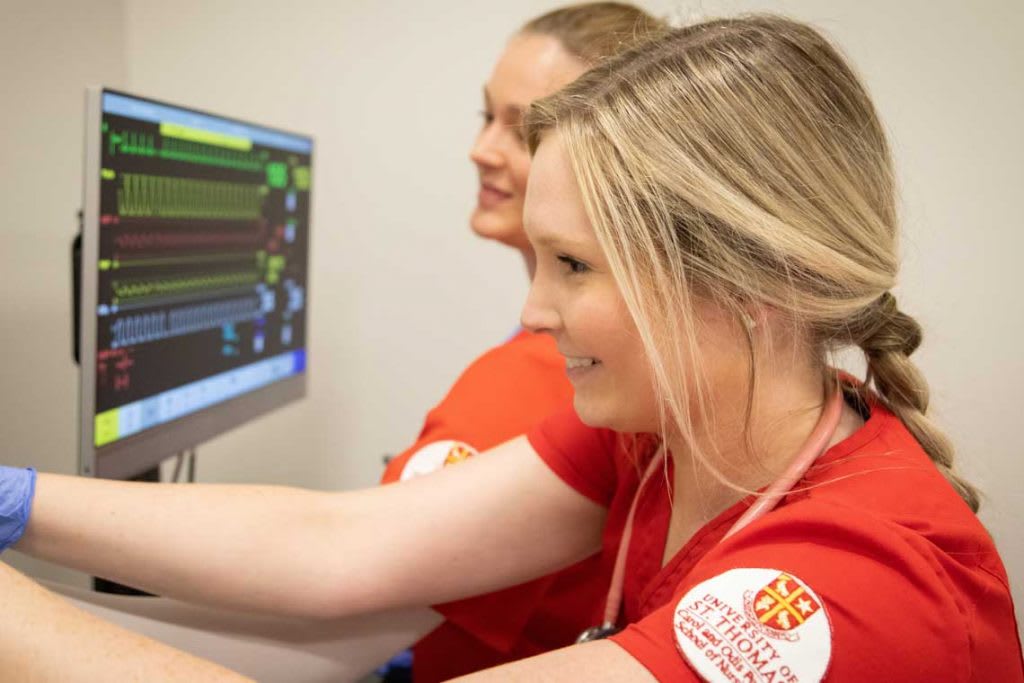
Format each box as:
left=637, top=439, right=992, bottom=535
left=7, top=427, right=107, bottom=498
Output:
left=399, top=440, right=479, bottom=481
left=673, top=568, right=832, bottom=683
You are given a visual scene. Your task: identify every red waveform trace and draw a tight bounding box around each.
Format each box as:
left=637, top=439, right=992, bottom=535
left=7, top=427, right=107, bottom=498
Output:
left=101, top=215, right=121, bottom=225
left=113, top=228, right=267, bottom=253
left=114, top=232, right=266, bottom=250
left=97, top=348, right=136, bottom=393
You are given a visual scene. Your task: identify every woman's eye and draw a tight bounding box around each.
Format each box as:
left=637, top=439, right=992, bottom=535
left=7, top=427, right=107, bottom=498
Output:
left=557, top=255, right=589, bottom=275
left=512, top=124, right=528, bottom=148
left=479, top=110, right=495, bottom=126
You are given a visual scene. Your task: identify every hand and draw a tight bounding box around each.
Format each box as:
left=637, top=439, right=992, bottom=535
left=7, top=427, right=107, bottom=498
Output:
left=0, top=466, right=36, bottom=552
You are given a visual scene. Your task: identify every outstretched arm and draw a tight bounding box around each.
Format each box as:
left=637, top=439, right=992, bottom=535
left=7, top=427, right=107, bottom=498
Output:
left=453, top=641, right=659, bottom=682
left=11, top=436, right=606, bottom=620
left=0, top=560, right=251, bottom=682
left=48, top=580, right=442, bottom=682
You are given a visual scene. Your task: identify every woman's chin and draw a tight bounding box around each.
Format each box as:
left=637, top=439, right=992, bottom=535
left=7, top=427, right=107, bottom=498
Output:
left=572, top=395, right=614, bottom=429
left=470, top=211, right=525, bottom=248
left=573, top=393, right=658, bottom=434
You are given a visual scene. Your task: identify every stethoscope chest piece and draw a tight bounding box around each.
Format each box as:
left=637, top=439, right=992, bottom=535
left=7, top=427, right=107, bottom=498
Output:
left=576, top=623, right=622, bottom=643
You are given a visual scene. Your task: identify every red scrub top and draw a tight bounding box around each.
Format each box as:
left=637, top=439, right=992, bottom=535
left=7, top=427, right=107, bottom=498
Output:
left=381, top=329, right=609, bottom=682
left=528, top=388, right=1024, bottom=682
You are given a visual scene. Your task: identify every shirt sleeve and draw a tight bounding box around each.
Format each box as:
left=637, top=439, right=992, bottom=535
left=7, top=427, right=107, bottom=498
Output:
left=610, top=500, right=977, bottom=683
left=527, top=405, right=621, bottom=507
left=381, top=332, right=573, bottom=484
left=376, top=332, right=578, bottom=656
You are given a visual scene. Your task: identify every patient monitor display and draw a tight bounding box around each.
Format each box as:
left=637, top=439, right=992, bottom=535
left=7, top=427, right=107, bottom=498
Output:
left=78, top=89, right=312, bottom=478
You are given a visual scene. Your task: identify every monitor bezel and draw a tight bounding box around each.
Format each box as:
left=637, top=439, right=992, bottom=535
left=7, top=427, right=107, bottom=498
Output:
left=78, top=86, right=311, bottom=480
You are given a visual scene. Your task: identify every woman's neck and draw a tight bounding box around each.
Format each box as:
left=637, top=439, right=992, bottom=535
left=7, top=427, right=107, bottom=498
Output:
left=662, top=366, right=863, bottom=562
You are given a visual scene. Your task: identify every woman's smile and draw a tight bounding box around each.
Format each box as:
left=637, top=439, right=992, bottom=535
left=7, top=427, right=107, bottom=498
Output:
left=564, top=355, right=601, bottom=381
left=477, top=182, right=513, bottom=209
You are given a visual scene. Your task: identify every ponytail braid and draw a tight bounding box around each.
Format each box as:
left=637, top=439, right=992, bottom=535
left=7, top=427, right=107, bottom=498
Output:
left=850, top=293, right=980, bottom=512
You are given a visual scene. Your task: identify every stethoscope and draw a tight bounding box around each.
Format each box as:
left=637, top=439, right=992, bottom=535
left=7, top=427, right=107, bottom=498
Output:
left=576, top=386, right=844, bottom=643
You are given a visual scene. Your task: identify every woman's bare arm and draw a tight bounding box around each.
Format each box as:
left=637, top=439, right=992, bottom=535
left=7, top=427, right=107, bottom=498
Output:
left=0, top=560, right=251, bottom=682
left=13, top=436, right=605, bottom=619
left=49, top=580, right=442, bottom=682
left=453, top=641, right=659, bottom=682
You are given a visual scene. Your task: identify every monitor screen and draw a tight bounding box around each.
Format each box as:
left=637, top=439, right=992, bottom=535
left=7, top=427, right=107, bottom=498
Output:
left=78, top=88, right=312, bottom=479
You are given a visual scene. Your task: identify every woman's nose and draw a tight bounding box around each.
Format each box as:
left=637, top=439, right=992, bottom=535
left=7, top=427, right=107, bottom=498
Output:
left=520, top=279, right=560, bottom=335
left=469, top=125, right=503, bottom=168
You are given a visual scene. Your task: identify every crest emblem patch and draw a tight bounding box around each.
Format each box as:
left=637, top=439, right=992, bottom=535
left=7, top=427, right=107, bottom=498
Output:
left=400, top=440, right=479, bottom=481
left=747, top=572, right=822, bottom=637
left=443, top=443, right=475, bottom=466
left=673, top=568, right=832, bottom=682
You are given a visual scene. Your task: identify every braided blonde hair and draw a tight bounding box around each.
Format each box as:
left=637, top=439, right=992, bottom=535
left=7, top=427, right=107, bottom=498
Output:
left=525, top=15, right=980, bottom=511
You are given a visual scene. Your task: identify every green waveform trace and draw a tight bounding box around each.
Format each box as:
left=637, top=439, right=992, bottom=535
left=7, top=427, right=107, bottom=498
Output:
left=111, top=270, right=261, bottom=301
left=160, top=137, right=263, bottom=172
left=109, top=130, right=156, bottom=157
left=117, top=173, right=264, bottom=220
left=106, top=128, right=266, bottom=172
left=112, top=251, right=262, bottom=270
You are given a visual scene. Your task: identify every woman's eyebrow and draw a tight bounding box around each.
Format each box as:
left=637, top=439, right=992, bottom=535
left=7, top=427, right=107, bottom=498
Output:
left=504, top=104, right=525, bottom=123
left=482, top=87, right=526, bottom=121
left=525, top=227, right=589, bottom=253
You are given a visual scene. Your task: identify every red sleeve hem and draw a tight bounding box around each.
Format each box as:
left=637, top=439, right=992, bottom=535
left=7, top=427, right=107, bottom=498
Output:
left=610, top=629, right=699, bottom=682
left=431, top=575, right=558, bottom=653
left=527, top=422, right=611, bottom=507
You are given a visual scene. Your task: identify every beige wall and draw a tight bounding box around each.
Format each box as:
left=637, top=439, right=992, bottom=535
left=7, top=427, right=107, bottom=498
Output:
left=1, top=0, right=1020, bottom=628
left=0, top=0, right=127, bottom=587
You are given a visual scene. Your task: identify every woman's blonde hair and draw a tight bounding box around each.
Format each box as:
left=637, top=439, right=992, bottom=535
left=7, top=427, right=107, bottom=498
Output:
left=520, top=2, right=667, bottom=66
left=524, top=14, right=980, bottom=511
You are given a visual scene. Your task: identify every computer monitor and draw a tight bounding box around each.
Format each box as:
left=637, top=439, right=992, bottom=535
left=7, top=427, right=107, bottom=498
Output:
left=77, top=88, right=313, bottom=479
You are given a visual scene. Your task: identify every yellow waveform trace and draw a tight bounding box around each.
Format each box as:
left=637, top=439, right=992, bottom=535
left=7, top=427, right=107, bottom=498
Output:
left=112, top=271, right=261, bottom=301
left=117, top=173, right=263, bottom=220
left=114, top=251, right=260, bottom=270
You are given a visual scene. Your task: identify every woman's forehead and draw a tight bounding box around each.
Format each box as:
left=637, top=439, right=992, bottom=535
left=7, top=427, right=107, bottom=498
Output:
left=523, top=135, right=595, bottom=248
left=487, top=33, right=586, bottom=109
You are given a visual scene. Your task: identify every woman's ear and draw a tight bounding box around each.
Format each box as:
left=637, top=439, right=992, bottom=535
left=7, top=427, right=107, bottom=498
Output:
left=739, top=310, right=757, bottom=331
left=744, top=305, right=778, bottom=331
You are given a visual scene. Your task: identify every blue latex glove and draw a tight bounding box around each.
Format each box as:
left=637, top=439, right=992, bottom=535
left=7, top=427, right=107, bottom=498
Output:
left=0, top=466, right=36, bottom=552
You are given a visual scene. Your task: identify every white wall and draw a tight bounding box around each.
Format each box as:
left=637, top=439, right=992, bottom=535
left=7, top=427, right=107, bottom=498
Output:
left=1, top=0, right=1020, bottom=627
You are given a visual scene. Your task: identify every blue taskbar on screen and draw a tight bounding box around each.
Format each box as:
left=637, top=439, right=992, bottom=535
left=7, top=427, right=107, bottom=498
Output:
left=94, top=350, right=306, bottom=447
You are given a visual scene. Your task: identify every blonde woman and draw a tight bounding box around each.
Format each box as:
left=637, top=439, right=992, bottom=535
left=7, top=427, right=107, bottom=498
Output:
left=2, top=14, right=1021, bottom=682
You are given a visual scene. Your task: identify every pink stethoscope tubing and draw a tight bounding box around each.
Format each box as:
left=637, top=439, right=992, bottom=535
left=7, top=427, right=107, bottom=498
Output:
left=580, top=385, right=844, bottom=640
